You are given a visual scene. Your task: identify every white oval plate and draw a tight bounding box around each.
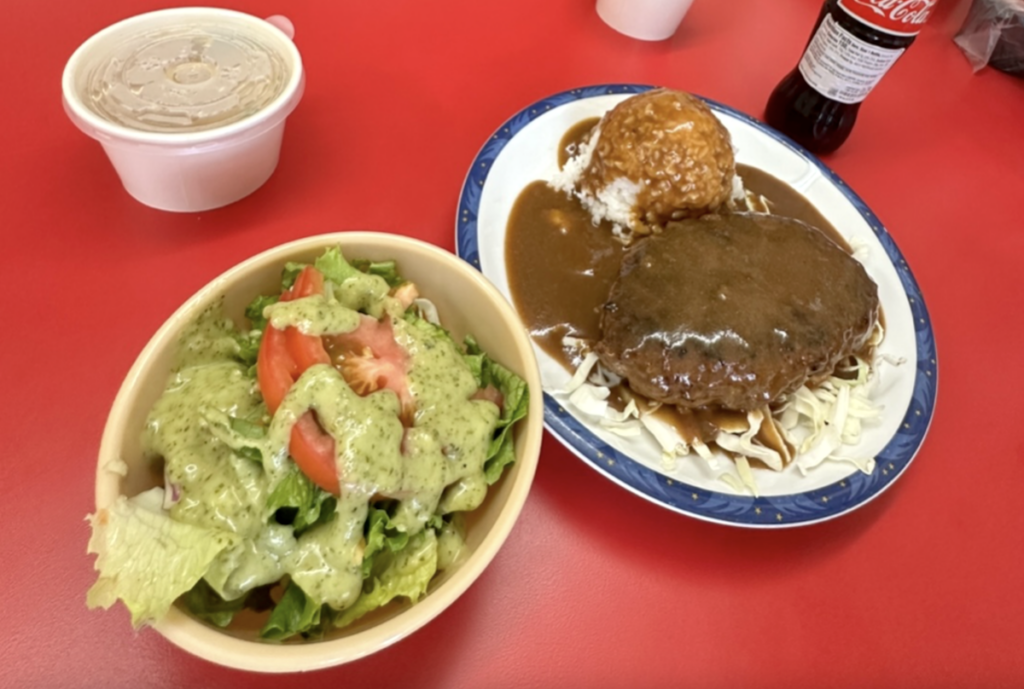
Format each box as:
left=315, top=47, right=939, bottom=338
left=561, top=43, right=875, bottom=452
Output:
left=456, top=84, right=936, bottom=527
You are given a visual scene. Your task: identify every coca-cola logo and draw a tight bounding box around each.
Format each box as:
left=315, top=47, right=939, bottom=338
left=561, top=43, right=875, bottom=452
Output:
left=839, top=0, right=937, bottom=34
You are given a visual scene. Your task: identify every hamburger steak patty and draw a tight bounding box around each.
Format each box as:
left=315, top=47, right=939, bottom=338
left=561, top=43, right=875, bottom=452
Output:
left=595, top=213, right=880, bottom=411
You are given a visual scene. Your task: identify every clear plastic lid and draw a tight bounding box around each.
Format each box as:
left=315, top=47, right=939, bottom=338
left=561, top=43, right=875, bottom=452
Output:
left=62, top=9, right=304, bottom=150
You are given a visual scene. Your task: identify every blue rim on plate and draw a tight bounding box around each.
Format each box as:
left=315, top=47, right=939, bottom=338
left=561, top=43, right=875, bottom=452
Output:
left=456, top=84, right=937, bottom=527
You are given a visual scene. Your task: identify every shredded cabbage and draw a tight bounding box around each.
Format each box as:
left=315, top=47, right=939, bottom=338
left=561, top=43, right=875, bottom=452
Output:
left=556, top=328, right=895, bottom=496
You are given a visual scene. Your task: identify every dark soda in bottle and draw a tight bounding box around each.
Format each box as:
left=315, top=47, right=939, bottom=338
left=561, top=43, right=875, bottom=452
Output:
left=764, top=0, right=937, bottom=154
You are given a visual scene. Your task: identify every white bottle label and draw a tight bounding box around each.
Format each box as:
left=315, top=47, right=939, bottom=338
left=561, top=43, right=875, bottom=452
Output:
left=798, top=13, right=905, bottom=104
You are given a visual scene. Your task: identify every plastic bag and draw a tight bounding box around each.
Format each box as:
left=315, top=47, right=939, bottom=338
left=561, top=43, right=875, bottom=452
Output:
left=954, top=0, right=1024, bottom=76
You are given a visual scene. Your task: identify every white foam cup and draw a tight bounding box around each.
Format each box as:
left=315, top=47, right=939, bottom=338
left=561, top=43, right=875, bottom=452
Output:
left=596, top=0, right=696, bottom=41
left=62, top=8, right=304, bottom=212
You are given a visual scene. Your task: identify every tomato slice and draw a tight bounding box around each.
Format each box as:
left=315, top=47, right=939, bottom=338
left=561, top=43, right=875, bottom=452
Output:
left=471, top=385, right=504, bottom=413
left=256, top=323, right=296, bottom=415
left=285, top=326, right=330, bottom=371
left=290, top=413, right=340, bottom=496
left=257, top=266, right=339, bottom=495
left=281, top=266, right=330, bottom=370
left=286, top=265, right=325, bottom=301
left=324, top=315, right=416, bottom=425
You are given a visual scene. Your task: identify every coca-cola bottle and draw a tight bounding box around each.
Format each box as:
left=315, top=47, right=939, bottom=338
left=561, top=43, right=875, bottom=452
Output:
left=764, top=0, right=937, bottom=154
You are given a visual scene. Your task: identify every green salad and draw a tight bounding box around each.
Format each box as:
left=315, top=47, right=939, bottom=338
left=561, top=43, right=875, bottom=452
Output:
left=87, top=247, right=529, bottom=640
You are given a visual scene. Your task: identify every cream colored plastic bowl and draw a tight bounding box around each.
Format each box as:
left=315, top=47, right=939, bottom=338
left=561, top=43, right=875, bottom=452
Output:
left=94, top=232, right=543, bottom=672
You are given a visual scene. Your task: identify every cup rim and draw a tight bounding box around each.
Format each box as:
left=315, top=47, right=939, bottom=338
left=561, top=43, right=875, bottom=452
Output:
left=62, top=7, right=304, bottom=147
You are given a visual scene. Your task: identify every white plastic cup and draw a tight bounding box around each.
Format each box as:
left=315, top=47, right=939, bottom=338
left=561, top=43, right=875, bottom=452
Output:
left=596, top=0, right=696, bottom=41
left=62, top=8, right=305, bottom=212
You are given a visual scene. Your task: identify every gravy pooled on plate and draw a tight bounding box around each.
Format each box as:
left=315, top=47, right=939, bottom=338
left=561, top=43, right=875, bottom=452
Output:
left=505, top=99, right=881, bottom=465
left=508, top=116, right=853, bottom=373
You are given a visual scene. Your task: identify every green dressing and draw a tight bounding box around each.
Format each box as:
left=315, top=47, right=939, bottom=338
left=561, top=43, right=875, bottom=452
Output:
left=141, top=273, right=507, bottom=616
left=203, top=523, right=296, bottom=601
left=264, top=294, right=361, bottom=335
left=330, top=271, right=398, bottom=319
left=273, top=364, right=406, bottom=498
left=436, top=515, right=468, bottom=571
left=286, top=493, right=368, bottom=609
left=144, top=360, right=269, bottom=538
left=391, top=317, right=500, bottom=530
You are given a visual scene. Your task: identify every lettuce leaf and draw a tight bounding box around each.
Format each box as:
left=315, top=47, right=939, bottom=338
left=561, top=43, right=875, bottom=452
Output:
left=400, top=321, right=528, bottom=485
left=281, top=262, right=306, bottom=291
left=361, top=505, right=410, bottom=579
left=260, top=579, right=327, bottom=641
left=86, top=488, right=240, bottom=627
left=243, top=294, right=279, bottom=333
left=336, top=529, right=438, bottom=629
left=313, top=247, right=361, bottom=285
left=350, top=258, right=403, bottom=288
left=228, top=415, right=266, bottom=463
left=315, top=247, right=394, bottom=316
left=184, top=579, right=277, bottom=628
left=233, top=332, right=262, bottom=371
left=314, top=247, right=405, bottom=287
left=237, top=291, right=277, bottom=372
left=460, top=347, right=486, bottom=386
left=259, top=527, right=438, bottom=638
left=200, top=408, right=267, bottom=465
left=266, top=465, right=336, bottom=535
left=402, top=308, right=452, bottom=341
left=240, top=247, right=402, bottom=367
left=464, top=335, right=530, bottom=484
left=238, top=260, right=302, bottom=355
left=182, top=578, right=249, bottom=628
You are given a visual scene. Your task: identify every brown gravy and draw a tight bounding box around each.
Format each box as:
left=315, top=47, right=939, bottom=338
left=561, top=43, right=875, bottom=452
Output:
left=558, top=117, right=599, bottom=168
left=508, top=130, right=850, bottom=371
left=594, top=213, right=879, bottom=411
left=504, top=118, right=874, bottom=458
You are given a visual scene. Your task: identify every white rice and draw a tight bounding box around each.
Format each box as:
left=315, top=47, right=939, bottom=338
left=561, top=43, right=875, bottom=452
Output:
left=550, top=120, right=747, bottom=242
left=549, top=122, right=599, bottom=193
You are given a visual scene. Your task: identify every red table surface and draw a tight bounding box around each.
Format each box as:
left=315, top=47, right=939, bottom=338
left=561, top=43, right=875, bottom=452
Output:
left=3, top=0, right=1023, bottom=687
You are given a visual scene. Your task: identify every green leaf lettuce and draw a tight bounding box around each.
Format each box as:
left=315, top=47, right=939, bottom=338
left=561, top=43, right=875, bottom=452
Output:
left=86, top=488, right=240, bottom=627
left=336, top=528, right=438, bottom=629
left=464, top=335, right=530, bottom=484
left=266, top=465, right=336, bottom=535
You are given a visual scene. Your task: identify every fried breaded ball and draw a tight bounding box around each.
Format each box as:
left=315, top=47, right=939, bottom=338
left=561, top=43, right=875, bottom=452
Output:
left=577, top=89, right=737, bottom=236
